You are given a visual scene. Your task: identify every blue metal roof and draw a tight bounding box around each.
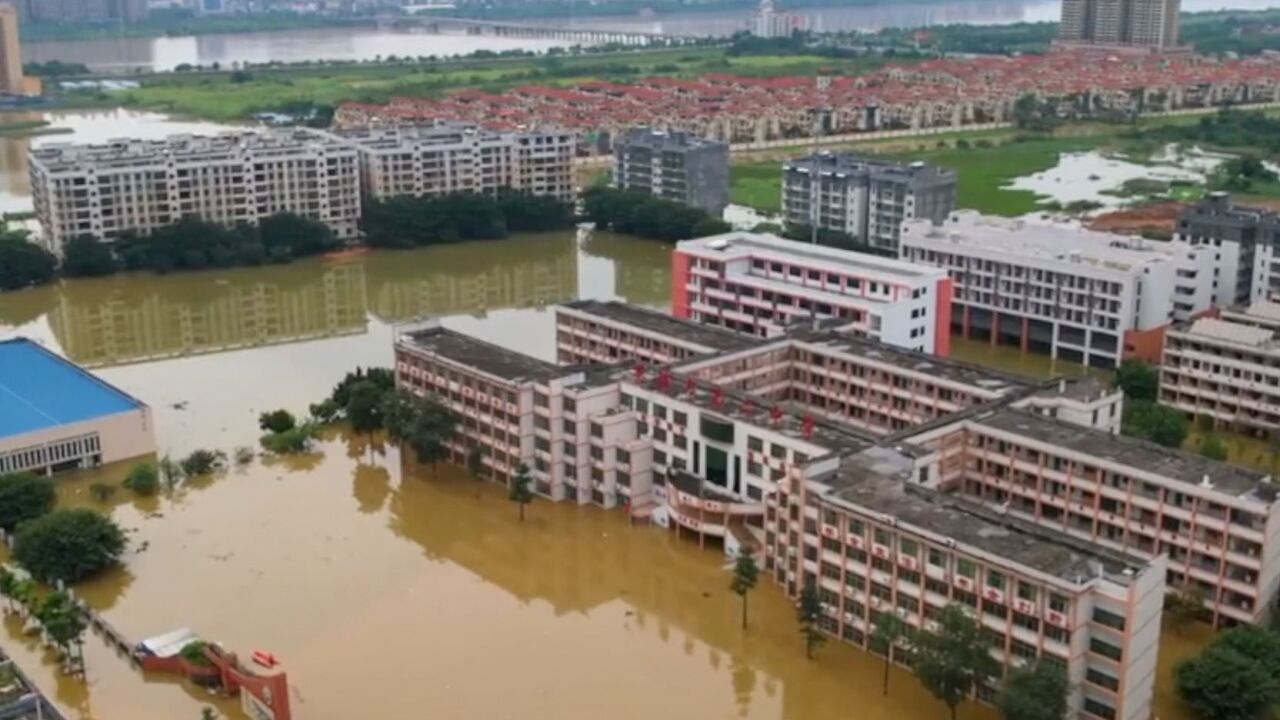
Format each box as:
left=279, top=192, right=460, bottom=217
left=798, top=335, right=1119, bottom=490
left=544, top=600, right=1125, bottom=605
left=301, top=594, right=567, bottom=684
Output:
left=0, top=339, right=141, bottom=439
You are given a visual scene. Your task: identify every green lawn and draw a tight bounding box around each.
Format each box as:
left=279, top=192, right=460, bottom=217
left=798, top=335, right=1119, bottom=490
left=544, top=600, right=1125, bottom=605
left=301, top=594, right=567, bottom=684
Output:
left=730, top=135, right=1103, bottom=217
left=730, top=163, right=785, bottom=213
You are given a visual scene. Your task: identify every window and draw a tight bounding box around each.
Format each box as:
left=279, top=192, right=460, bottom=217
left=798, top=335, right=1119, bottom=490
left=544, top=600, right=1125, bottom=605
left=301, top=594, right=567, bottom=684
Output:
left=535, top=392, right=548, bottom=407
left=591, top=423, right=603, bottom=438
left=1090, top=638, right=1123, bottom=662
left=1087, top=669, right=1120, bottom=691
left=673, top=411, right=688, bottom=427
left=957, top=559, right=977, bottom=579
left=562, top=397, right=576, bottom=413
left=900, top=538, right=919, bottom=558
left=653, top=404, right=667, bottom=420
left=1084, top=699, right=1116, bottom=720
left=849, top=518, right=864, bottom=535
left=928, top=548, right=947, bottom=568
left=748, top=436, right=764, bottom=452
left=1049, top=593, right=1069, bottom=614
left=770, top=444, right=787, bottom=460
left=747, top=460, right=763, bottom=476
left=1092, top=608, right=1126, bottom=631
left=873, top=528, right=891, bottom=547
left=1016, top=581, right=1036, bottom=602
left=986, top=571, right=1005, bottom=591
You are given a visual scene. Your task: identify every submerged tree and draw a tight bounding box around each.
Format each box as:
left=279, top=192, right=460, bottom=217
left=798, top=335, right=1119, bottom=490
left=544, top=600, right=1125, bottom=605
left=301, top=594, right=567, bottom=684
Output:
left=466, top=444, right=487, bottom=483
left=998, top=659, right=1068, bottom=720
left=796, top=583, right=826, bottom=660
left=910, top=604, right=998, bottom=720
left=509, top=463, right=533, bottom=521
left=729, top=553, right=759, bottom=630
left=871, top=611, right=912, bottom=695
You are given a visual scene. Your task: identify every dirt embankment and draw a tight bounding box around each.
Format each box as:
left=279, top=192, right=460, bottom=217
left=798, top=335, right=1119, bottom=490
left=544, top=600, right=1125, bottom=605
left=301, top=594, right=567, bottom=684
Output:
left=1086, top=201, right=1183, bottom=239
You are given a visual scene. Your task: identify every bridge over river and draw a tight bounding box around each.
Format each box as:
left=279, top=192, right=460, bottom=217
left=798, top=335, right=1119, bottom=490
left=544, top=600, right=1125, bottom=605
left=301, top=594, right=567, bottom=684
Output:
left=374, top=14, right=698, bottom=45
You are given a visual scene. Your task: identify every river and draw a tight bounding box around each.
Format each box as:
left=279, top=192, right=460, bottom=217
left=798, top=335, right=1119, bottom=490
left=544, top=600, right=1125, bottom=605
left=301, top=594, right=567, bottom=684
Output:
left=20, top=0, right=1280, bottom=72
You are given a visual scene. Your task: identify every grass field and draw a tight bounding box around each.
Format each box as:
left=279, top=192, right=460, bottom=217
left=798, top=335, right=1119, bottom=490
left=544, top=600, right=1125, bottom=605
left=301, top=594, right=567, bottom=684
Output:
left=730, top=134, right=1107, bottom=217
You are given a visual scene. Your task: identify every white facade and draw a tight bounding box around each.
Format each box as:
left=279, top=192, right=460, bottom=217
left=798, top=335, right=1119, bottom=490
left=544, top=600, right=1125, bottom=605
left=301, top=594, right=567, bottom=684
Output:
left=901, top=212, right=1217, bottom=368
left=1161, top=302, right=1280, bottom=434
left=336, top=123, right=577, bottom=204
left=675, top=232, right=952, bottom=355
left=28, top=130, right=361, bottom=255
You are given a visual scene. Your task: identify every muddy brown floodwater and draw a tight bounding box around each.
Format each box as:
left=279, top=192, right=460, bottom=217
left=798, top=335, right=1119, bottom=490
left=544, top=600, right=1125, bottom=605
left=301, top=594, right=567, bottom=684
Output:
left=0, top=230, right=1204, bottom=720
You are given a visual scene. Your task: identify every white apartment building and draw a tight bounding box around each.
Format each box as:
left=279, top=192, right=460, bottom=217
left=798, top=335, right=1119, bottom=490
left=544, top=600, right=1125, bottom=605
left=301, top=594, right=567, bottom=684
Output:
left=901, top=212, right=1218, bottom=369
left=674, top=232, right=954, bottom=356
left=336, top=122, right=577, bottom=204
left=28, top=130, right=361, bottom=255
left=1176, top=192, right=1275, bottom=306
left=1161, top=301, right=1280, bottom=434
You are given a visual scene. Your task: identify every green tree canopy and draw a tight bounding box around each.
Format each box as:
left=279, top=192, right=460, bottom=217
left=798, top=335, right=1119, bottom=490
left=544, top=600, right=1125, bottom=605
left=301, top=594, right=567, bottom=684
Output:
left=13, top=509, right=126, bottom=583
left=729, top=553, right=759, bottom=630
left=0, top=473, right=55, bottom=531
left=123, top=463, right=160, bottom=496
left=1176, top=644, right=1280, bottom=720
left=1114, top=360, right=1159, bottom=402
left=509, top=462, right=534, bottom=521
left=796, top=583, right=826, bottom=659
left=998, top=659, right=1068, bottom=720
left=61, top=235, right=118, bottom=277
left=0, top=231, right=56, bottom=291
left=1122, top=400, right=1188, bottom=448
left=911, top=604, right=998, bottom=720
left=258, top=409, right=298, bottom=434
left=345, top=380, right=386, bottom=434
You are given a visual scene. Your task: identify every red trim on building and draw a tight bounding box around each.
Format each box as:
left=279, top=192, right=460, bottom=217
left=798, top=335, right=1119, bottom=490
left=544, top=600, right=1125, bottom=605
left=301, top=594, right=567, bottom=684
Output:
left=934, top=277, right=953, bottom=358
left=671, top=251, right=692, bottom=319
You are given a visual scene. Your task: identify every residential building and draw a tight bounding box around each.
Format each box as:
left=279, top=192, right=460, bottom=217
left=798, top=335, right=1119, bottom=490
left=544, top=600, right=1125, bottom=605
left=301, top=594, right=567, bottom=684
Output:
left=18, top=0, right=147, bottom=23
left=781, top=152, right=955, bottom=253
left=613, top=128, right=729, bottom=214
left=1058, top=0, right=1181, bottom=50
left=900, top=212, right=1219, bottom=368
left=774, top=445, right=1166, bottom=720
left=908, top=407, right=1280, bottom=626
left=1160, top=301, right=1280, bottom=434
left=0, top=3, right=23, bottom=95
left=335, top=122, right=576, bottom=204
left=753, top=0, right=801, bottom=38
left=0, top=338, right=155, bottom=475
left=1176, top=192, right=1277, bottom=304
left=28, top=130, right=361, bottom=255
left=392, top=310, right=1167, bottom=720
left=673, top=231, right=954, bottom=355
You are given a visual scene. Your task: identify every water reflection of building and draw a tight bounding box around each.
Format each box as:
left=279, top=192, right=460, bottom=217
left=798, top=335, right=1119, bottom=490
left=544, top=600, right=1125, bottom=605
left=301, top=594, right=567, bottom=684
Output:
left=368, top=236, right=579, bottom=323
left=47, top=262, right=370, bottom=367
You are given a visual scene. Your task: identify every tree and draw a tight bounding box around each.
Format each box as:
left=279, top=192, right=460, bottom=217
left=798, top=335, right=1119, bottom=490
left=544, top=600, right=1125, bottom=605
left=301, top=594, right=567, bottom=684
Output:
left=871, top=611, right=911, bottom=695
left=910, top=604, right=998, bottom=720
left=201, top=708, right=219, bottom=720
left=259, top=422, right=318, bottom=454
left=1165, top=584, right=1205, bottom=635
left=1114, top=360, right=1159, bottom=402
left=0, top=231, right=56, bottom=291
left=13, top=509, right=126, bottom=583
left=35, top=590, right=87, bottom=673
left=180, top=449, right=224, bottom=477
left=258, top=409, right=297, bottom=434
left=123, top=463, right=160, bottom=496
left=729, top=553, right=759, bottom=630
left=61, top=235, right=118, bottom=277
left=0, top=472, right=55, bottom=531
left=509, top=463, right=533, bottom=521
left=1122, top=400, right=1188, bottom=448
left=1176, top=644, right=1280, bottom=720
left=998, top=660, right=1068, bottom=720
left=1200, top=434, right=1229, bottom=461
left=796, top=582, right=826, bottom=660
left=345, top=380, right=386, bottom=434
left=381, top=390, right=419, bottom=445
left=407, top=396, right=457, bottom=472
left=1212, top=626, right=1280, bottom=677
left=466, top=444, right=487, bottom=483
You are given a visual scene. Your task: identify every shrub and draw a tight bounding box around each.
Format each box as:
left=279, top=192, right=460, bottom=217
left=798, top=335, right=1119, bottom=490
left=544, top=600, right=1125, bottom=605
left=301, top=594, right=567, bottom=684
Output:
left=0, top=473, right=55, bottom=531
left=13, top=509, right=126, bottom=583
left=123, top=463, right=160, bottom=496
left=179, top=450, right=225, bottom=477
left=258, top=409, right=297, bottom=434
